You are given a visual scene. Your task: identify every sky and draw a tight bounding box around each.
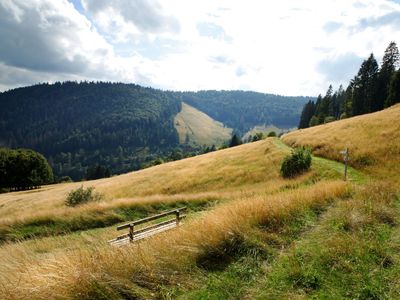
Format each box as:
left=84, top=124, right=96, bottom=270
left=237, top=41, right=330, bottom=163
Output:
left=0, top=0, right=400, bottom=96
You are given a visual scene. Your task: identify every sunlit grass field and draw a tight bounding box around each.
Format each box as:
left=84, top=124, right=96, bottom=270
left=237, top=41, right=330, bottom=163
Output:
left=0, top=139, right=315, bottom=242
left=282, top=103, right=400, bottom=183
left=1, top=105, right=400, bottom=299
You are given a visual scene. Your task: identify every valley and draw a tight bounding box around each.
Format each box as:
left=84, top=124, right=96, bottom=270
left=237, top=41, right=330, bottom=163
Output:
left=1, top=2, right=400, bottom=299
left=1, top=104, right=399, bottom=299
left=0, top=82, right=310, bottom=180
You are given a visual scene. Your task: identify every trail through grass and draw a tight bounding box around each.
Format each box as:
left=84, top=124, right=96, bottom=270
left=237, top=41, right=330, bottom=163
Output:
left=273, top=138, right=368, bottom=184
left=248, top=183, right=400, bottom=299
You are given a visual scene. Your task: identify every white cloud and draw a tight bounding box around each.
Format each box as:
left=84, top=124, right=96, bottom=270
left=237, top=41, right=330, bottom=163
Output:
left=1, top=0, right=400, bottom=95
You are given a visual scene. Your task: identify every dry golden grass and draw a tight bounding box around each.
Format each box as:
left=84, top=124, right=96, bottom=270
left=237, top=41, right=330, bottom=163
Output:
left=0, top=180, right=347, bottom=299
left=282, top=104, right=400, bottom=184
left=174, top=102, right=232, bottom=146
left=0, top=139, right=305, bottom=230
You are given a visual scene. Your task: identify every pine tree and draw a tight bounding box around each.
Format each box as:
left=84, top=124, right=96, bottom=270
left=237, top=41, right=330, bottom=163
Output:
left=313, top=94, right=323, bottom=124
left=229, top=134, right=242, bottom=147
left=298, top=100, right=316, bottom=129
left=352, top=54, right=379, bottom=115
left=321, top=85, right=333, bottom=117
left=386, top=70, right=400, bottom=107
left=335, top=85, right=346, bottom=118
left=315, top=86, right=333, bottom=123
left=380, top=42, right=400, bottom=108
left=342, top=83, right=354, bottom=118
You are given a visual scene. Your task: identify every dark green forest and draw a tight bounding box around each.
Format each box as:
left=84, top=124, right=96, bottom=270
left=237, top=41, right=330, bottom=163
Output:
left=0, top=82, right=309, bottom=181
left=180, top=91, right=312, bottom=135
left=299, top=41, right=400, bottom=128
left=0, top=82, right=181, bottom=180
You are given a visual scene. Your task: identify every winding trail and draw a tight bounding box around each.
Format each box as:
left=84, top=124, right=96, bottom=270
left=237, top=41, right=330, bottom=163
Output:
left=273, top=138, right=368, bottom=184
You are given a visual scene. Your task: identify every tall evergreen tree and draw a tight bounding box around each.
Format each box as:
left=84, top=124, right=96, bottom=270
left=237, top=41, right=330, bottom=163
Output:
left=315, top=85, right=333, bottom=123
left=343, top=83, right=354, bottom=118
left=229, top=134, right=242, bottom=147
left=352, top=53, right=379, bottom=115
left=386, top=70, right=400, bottom=107
left=380, top=42, right=400, bottom=109
left=335, top=85, right=346, bottom=118
left=298, top=100, right=316, bottom=129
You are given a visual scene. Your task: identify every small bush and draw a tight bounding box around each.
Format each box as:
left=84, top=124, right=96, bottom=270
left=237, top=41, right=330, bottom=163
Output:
left=281, top=147, right=312, bottom=178
left=65, top=186, right=104, bottom=207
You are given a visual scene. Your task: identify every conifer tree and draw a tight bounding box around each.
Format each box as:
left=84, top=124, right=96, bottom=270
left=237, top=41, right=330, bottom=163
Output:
left=229, top=134, right=242, bottom=147
left=352, top=54, right=378, bottom=115
left=335, top=85, right=346, bottom=118
left=380, top=42, right=400, bottom=108
left=298, top=100, right=316, bottom=129
left=315, top=86, right=333, bottom=123
left=342, top=84, right=354, bottom=118
left=313, top=94, right=323, bottom=124
left=386, top=70, right=400, bottom=107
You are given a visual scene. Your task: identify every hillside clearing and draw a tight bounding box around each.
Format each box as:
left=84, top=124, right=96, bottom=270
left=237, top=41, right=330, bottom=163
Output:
left=174, top=102, right=232, bottom=147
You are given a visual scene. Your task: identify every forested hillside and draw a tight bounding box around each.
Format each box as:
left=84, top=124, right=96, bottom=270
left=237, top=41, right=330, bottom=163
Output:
left=0, top=82, right=181, bottom=180
left=0, top=82, right=311, bottom=180
left=179, top=90, right=312, bottom=135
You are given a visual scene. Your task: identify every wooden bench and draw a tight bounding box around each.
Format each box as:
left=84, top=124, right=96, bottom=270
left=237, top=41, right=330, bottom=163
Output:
left=108, top=207, right=187, bottom=246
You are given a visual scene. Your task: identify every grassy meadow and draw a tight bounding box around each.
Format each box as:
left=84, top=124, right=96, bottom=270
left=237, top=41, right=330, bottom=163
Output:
left=1, top=105, right=400, bottom=299
left=0, top=138, right=309, bottom=242
left=282, top=103, right=400, bottom=183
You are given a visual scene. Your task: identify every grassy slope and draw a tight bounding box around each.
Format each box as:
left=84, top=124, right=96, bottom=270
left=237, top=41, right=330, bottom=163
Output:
left=244, top=105, right=400, bottom=299
left=282, top=103, right=400, bottom=184
left=0, top=137, right=350, bottom=299
left=1, top=104, right=400, bottom=299
left=0, top=138, right=311, bottom=241
left=174, top=102, right=232, bottom=147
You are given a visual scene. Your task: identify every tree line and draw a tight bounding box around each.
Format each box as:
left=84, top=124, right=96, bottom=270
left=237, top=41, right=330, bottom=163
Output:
left=299, top=41, right=400, bottom=128
left=0, top=148, right=53, bottom=191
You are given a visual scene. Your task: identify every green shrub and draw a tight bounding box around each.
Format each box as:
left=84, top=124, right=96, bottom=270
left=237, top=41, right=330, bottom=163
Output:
left=252, top=132, right=265, bottom=141
left=65, top=186, right=104, bottom=207
left=281, top=147, right=312, bottom=178
left=309, top=116, right=320, bottom=127
left=324, top=116, right=336, bottom=124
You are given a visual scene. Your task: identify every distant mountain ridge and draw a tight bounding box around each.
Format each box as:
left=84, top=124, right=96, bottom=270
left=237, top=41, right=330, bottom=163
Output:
left=0, top=82, right=313, bottom=179
left=177, top=90, right=313, bottom=135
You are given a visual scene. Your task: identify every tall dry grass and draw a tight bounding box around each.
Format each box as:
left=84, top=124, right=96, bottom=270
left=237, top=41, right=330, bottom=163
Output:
left=249, top=181, right=399, bottom=299
left=0, top=180, right=348, bottom=299
left=0, top=139, right=314, bottom=233
left=282, top=104, right=400, bottom=184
